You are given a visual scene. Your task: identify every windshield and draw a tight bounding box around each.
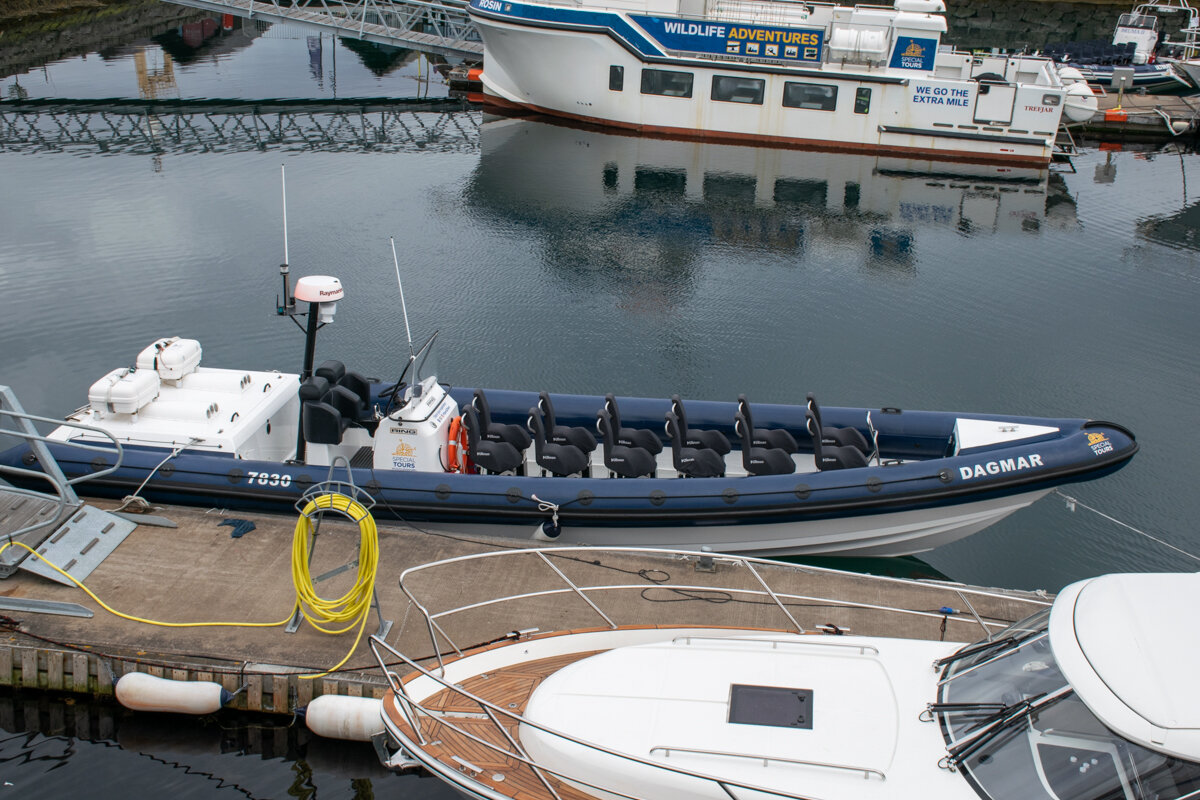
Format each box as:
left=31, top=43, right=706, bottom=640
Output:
left=937, top=610, right=1200, bottom=800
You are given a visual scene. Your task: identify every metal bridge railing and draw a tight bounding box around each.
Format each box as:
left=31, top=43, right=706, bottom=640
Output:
left=161, top=0, right=483, bottom=59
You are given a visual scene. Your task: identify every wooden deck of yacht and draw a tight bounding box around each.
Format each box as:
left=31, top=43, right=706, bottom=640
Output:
left=384, top=650, right=602, bottom=800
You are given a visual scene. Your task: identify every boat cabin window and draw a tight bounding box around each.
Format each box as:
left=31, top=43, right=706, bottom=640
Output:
left=782, top=82, right=838, bottom=111
left=711, top=75, right=765, bottom=104
left=1117, top=13, right=1158, bottom=30
left=937, top=610, right=1200, bottom=799
left=854, top=87, right=871, bottom=114
left=641, top=68, right=694, bottom=98
left=609, top=65, right=624, bottom=91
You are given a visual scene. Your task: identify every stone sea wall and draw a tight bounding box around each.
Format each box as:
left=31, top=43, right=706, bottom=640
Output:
left=946, top=1, right=1133, bottom=50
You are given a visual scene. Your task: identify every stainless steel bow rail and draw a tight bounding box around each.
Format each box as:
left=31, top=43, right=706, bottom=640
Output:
left=0, top=386, right=136, bottom=586
left=0, top=100, right=480, bottom=157
left=383, top=546, right=1052, bottom=675
left=159, top=0, right=482, bottom=59
left=367, top=546, right=1053, bottom=797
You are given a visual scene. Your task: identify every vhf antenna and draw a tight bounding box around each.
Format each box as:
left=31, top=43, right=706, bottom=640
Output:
left=390, top=237, right=416, bottom=366
left=277, top=164, right=295, bottom=315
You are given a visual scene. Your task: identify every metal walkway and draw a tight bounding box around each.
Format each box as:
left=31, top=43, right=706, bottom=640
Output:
left=0, top=99, right=480, bottom=157
left=162, top=0, right=482, bottom=60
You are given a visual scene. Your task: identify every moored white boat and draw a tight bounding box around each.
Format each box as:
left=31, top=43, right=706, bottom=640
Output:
left=466, top=0, right=1099, bottom=166
left=369, top=546, right=1200, bottom=800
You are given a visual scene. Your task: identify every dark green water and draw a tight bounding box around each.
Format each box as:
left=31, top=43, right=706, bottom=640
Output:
left=1, top=3, right=1199, bottom=796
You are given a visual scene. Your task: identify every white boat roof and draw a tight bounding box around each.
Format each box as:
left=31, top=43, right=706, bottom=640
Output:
left=55, top=365, right=300, bottom=455
left=521, top=633, right=967, bottom=798
left=1050, top=572, right=1200, bottom=762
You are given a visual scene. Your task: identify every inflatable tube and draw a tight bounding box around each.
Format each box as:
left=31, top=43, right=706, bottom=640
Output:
left=304, top=695, right=385, bottom=742
left=115, top=672, right=232, bottom=714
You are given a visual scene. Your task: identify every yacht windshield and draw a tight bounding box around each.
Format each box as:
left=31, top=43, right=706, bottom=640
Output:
left=937, top=610, right=1200, bottom=800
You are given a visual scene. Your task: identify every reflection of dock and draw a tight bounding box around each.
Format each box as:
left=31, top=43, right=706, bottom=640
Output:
left=0, top=99, right=479, bottom=155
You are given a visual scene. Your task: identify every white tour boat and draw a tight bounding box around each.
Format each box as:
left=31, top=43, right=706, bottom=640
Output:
left=466, top=0, right=1099, bottom=166
left=370, top=546, right=1200, bottom=800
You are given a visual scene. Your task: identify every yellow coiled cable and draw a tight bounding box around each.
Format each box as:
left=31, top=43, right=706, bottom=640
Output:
left=289, top=493, right=380, bottom=676
left=0, top=492, right=379, bottom=680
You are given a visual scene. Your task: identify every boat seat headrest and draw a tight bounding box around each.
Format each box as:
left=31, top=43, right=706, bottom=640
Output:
left=299, top=376, right=331, bottom=404
left=326, top=385, right=364, bottom=422
left=338, top=371, right=371, bottom=407
left=315, top=360, right=346, bottom=384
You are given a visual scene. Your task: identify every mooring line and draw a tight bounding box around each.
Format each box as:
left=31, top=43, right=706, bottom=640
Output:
left=1056, top=490, right=1200, bottom=564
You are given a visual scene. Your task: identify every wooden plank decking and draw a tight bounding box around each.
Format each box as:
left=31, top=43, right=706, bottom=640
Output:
left=385, top=651, right=604, bottom=800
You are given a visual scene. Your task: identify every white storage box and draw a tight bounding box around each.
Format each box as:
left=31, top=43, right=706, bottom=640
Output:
left=136, top=337, right=202, bottom=382
left=89, top=368, right=161, bottom=415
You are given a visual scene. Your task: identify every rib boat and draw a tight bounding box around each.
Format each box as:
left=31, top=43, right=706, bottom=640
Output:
left=1040, top=1, right=1196, bottom=93
left=368, top=546, right=1200, bottom=800
left=1, top=277, right=1136, bottom=557
left=466, top=0, right=1099, bottom=166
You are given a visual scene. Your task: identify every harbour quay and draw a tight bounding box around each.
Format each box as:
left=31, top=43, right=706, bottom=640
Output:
left=0, top=496, right=1051, bottom=717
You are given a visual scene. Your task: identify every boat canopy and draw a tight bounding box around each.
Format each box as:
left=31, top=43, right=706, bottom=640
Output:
left=1049, top=572, right=1200, bottom=763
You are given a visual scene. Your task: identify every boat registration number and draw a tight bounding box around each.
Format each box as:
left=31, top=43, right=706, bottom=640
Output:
left=246, top=471, right=292, bottom=487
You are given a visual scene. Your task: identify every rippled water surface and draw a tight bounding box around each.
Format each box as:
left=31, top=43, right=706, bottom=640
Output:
left=2, top=4, right=1200, bottom=796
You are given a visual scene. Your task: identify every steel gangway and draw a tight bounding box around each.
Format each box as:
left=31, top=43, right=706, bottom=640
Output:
left=161, top=0, right=482, bottom=60
left=0, top=99, right=480, bottom=157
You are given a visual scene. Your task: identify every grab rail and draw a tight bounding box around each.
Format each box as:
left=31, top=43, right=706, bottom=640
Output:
left=649, top=746, right=887, bottom=781
left=671, top=635, right=880, bottom=656
left=368, top=636, right=822, bottom=800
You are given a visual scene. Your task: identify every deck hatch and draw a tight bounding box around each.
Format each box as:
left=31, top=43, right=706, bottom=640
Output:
left=728, top=684, right=813, bottom=729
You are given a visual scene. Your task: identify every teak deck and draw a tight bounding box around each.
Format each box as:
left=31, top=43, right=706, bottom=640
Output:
left=385, top=651, right=604, bottom=800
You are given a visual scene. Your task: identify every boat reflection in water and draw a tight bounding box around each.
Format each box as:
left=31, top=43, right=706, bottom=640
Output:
left=464, top=113, right=1079, bottom=299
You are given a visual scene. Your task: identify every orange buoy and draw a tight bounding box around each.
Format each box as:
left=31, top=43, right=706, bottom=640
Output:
left=1104, top=109, right=1128, bottom=122
left=466, top=67, right=483, bottom=83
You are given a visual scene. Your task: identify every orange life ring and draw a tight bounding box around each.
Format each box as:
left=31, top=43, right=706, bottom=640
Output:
left=446, top=416, right=463, bottom=472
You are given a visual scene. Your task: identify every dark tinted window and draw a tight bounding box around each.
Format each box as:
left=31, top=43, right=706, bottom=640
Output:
left=610, top=65, right=624, bottom=91
left=641, top=69, right=694, bottom=98
left=782, top=82, right=837, bottom=111
left=711, top=75, right=765, bottom=104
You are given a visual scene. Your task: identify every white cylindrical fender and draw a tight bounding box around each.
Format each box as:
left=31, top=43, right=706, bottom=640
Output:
left=304, top=695, right=384, bottom=742
left=115, top=672, right=231, bottom=714
left=1063, top=82, right=1099, bottom=122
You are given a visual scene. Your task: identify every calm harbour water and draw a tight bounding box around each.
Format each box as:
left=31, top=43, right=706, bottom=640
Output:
left=2, top=4, right=1200, bottom=796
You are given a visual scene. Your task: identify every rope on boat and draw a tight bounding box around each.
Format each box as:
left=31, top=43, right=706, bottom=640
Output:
left=114, top=436, right=204, bottom=513
left=1055, top=490, right=1200, bottom=564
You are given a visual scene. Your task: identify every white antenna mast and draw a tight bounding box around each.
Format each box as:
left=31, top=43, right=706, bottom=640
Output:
left=390, top=237, right=416, bottom=362
left=277, top=164, right=294, bottom=314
